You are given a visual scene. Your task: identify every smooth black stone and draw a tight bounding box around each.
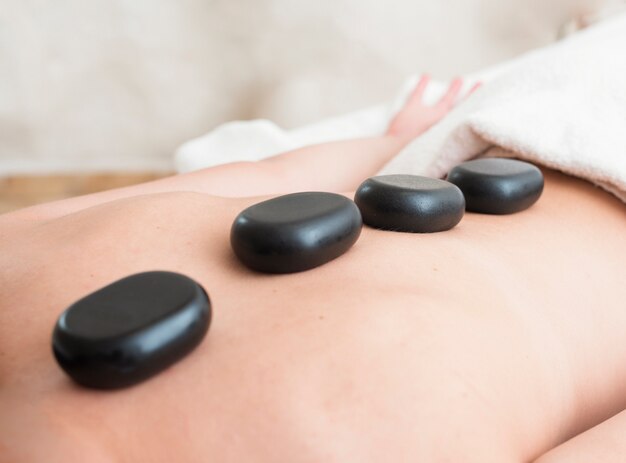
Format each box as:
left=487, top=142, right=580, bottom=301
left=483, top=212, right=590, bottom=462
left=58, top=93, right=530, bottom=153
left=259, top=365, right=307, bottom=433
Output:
left=446, top=158, right=544, bottom=214
left=354, top=175, right=465, bottom=233
left=231, top=192, right=362, bottom=273
left=52, top=271, right=211, bottom=389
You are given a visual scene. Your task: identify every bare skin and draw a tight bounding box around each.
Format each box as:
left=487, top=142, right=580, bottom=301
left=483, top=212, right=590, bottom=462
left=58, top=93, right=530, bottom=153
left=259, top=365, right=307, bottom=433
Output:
left=0, top=77, right=624, bottom=462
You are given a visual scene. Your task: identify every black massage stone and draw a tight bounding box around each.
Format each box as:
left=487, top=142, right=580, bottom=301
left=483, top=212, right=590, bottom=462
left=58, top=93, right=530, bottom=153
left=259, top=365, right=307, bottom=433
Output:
left=231, top=192, right=362, bottom=273
left=354, top=175, right=465, bottom=233
left=447, top=158, right=544, bottom=214
left=52, top=271, right=211, bottom=389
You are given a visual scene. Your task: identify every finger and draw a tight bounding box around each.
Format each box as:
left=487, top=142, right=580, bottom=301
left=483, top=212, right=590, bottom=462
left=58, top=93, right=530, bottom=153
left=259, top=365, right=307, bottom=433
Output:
left=438, top=77, right=463, bottom=108
left=534, top=408, right=626, bottom=463
left=406, top=74, right=430, bottom=105
left=466, top=81, right=482, bottom=97
left=460, top=82, right=482, bottom=103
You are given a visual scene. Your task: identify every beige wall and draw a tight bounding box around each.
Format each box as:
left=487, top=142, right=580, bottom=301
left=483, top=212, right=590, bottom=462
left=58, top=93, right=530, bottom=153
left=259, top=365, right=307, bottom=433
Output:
left=0, top=0, right=613, bottom=173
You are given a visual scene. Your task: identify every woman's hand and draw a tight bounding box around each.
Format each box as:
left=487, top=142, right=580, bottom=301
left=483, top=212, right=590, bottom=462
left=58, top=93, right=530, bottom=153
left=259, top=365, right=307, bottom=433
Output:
left=386, top=75, right=480, bottom=142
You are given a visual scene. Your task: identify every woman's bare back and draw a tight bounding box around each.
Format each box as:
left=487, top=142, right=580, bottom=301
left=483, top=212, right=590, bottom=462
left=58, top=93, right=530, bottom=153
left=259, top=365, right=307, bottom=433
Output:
left=1, top=168, right=625, bottom=462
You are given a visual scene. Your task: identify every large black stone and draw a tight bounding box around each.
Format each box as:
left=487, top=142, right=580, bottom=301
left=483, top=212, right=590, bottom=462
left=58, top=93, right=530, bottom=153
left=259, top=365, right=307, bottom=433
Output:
left=447, top=158, right=544, bottom=214
left=354, top=175, right=465, bottom=233
left=52, top=271, right=211, bottom=389
left=231, top=192, right=362, bottom=273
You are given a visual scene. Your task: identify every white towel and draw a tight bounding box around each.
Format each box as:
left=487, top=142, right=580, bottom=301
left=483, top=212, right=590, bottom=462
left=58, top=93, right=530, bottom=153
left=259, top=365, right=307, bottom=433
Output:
left=175, top=13, right=626, bottom=202
left=383, top=12, right=626, bottom=202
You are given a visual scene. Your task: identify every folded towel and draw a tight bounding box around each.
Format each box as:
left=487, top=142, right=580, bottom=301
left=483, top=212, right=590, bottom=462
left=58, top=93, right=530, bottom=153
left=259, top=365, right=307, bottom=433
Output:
left=175, top=13, right=626, bottom=202
left=382, top=12, right=626, bottom=202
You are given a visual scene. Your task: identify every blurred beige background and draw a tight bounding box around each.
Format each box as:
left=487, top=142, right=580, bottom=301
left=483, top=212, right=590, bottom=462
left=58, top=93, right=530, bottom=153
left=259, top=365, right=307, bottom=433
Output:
left=0, top=0, right=620, bottom=210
